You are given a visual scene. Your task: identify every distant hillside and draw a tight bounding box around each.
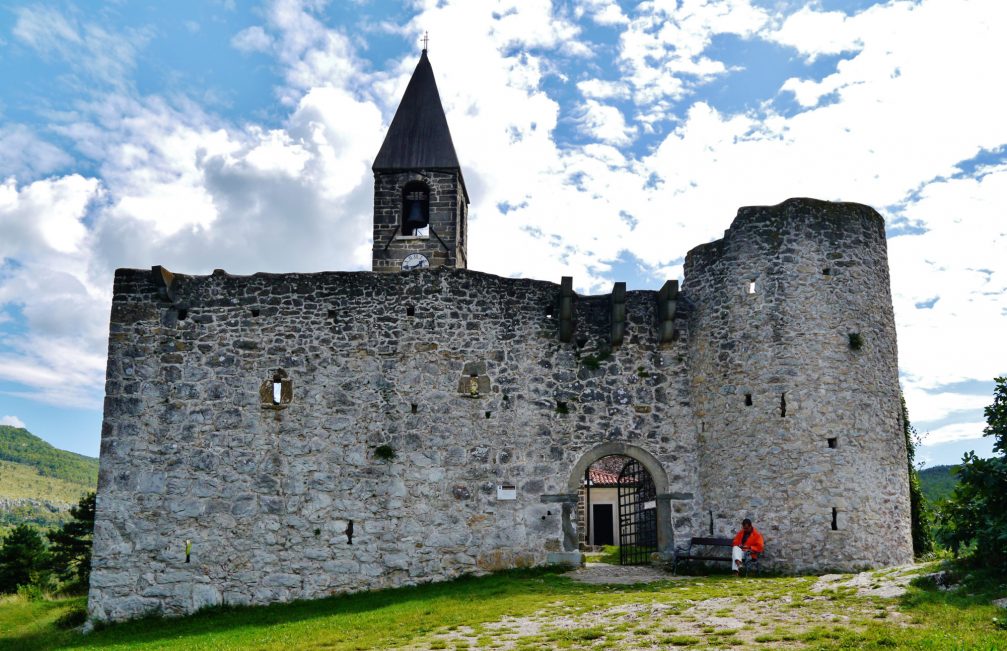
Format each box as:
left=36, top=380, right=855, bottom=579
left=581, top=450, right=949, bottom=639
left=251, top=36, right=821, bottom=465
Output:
left=0, top=426, right=98, bottom=531
left=918, top=464, right=959, bottom=503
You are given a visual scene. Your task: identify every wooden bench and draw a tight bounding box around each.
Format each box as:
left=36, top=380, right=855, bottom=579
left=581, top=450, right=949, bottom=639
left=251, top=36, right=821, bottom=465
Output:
left=672, top=536, right=760, bottom=575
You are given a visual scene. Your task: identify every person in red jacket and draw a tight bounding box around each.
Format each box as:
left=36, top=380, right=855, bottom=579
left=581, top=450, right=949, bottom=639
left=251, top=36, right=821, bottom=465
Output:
left=732, top=518, right=764, bottom=575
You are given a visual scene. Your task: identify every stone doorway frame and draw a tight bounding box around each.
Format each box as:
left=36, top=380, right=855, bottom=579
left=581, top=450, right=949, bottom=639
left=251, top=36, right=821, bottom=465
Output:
left=545, top=442, right=675, bottom=565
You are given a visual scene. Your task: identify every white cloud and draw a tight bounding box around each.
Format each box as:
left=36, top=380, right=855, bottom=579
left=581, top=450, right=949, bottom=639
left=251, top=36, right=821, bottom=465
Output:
left=2, top=0, right=1006, bottom=462
left=575, top=100, right=636, bottom=146
left=890, top=164, right=1007, bottom=424
left=577, top=0, right=629, bottom=26
left=617, top=0, right=770, bottom=108
left=922, top=422, right=987, bottom=446
left=232, top=26, right=273, bottom=53
left=12, top=5, right=151, bottom=87
left=771, top=6, right=864, bottom=60
left=0, top=415, right=26, bottom=428
left=0, top=175, right=101, bottom=257
left=577, top=79, right=630, bottom=100
left=0, top=125, right=73, bottom=179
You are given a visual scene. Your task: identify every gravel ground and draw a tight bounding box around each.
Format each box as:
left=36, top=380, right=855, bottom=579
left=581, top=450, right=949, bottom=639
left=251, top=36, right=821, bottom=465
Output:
left=403, top=563, right=926, bottom=650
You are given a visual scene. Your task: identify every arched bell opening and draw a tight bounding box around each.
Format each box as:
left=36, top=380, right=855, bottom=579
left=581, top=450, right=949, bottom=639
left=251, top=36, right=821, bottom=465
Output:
left=566, top=442, right=674, bottom=565
left=401, top=181, right=430, bottom=236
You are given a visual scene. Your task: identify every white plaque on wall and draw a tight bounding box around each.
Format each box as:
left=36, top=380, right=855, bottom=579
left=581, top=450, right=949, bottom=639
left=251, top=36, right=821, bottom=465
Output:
left=497, top=483, right=517, bottom=500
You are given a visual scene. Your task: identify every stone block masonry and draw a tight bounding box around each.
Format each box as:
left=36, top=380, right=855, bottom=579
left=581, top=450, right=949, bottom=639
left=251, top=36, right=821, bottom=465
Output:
left=90, top=266, right=697, bottom=621
left=684, top=198, right=912, bottom=569
left=88, top=197, right=912, bottom=622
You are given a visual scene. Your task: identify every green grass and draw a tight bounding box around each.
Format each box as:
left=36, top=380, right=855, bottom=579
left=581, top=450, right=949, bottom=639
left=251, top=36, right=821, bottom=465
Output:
left=1, top=563, right=1006, bottom=650
left=582, top=545, right=656, bottom=565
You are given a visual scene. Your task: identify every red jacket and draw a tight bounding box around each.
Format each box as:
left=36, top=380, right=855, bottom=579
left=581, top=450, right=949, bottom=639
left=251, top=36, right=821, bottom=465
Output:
left=732, top=527, right=764, bottom=555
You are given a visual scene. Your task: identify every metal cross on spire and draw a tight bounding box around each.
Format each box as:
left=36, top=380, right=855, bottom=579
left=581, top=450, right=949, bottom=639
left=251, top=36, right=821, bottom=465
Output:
left=422, top=31, right=429, bottom=52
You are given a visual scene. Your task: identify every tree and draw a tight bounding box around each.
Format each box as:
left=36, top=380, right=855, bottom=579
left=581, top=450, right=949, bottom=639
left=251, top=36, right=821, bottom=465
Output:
left=902, top=394, right=933, bottom=556
left=986, top=376, right=1007, bottom=455
left=47, top=492, right=96, bottom=586
left=937, top=377, right=1007, bottom=568
left=0, top=524, right=49, bottom=593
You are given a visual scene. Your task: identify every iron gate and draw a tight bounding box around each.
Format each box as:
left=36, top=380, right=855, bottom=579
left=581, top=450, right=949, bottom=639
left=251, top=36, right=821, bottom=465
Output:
left=618, top=457, right=658, bottom=565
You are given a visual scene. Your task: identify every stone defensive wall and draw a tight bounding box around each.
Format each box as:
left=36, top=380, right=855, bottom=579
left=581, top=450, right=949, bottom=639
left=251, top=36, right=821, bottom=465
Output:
left=684, top=198, right=912, bottom=571
left=88, top=197, right=913, bottom=622
left=89, top=265, right=698, bottom=621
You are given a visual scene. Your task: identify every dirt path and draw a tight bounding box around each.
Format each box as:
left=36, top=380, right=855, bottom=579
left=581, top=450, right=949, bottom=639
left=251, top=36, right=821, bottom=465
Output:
left=406, top=563, right=928, bottom=650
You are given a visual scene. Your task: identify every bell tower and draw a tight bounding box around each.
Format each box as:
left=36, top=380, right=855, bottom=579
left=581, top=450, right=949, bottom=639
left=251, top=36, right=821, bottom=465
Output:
left=372, top=47, right=469, bottom=272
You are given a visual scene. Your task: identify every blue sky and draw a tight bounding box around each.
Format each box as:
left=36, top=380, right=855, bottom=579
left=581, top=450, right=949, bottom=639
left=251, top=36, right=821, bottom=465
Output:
left=0, top=0, right=1004, bottom=468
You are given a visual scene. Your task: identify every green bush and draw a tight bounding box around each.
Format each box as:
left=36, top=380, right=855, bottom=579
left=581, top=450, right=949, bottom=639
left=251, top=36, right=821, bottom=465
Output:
left=0, top=524, right=49, bottom=593
left=901, top=395, right=933, bottom=556
left=47, top=492, right=95, bottom=586
left=936, top=377, right=1007, bottom=569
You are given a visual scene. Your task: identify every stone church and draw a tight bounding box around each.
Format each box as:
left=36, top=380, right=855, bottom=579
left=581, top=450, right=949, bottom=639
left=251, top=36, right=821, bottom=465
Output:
left=88, top=49, right=913, bottom=622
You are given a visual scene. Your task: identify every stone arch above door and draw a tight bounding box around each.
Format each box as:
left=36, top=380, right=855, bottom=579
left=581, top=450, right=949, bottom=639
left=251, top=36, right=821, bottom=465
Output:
left=566, top=441, right=670, bottom=494
left=566, top=441, right=676, bottom=559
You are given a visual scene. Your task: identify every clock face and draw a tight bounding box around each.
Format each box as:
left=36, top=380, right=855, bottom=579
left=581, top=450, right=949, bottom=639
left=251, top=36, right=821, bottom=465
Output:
left=401, top=253, right=430, bottom=271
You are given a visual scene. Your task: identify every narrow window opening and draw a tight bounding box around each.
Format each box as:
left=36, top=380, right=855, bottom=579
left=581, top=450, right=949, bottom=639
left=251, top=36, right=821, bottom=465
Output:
left=345, top=519, right=354, bottom=545
left=748, top=281, right=756, bottom=294
left=822, top=267, right=831, bottom=276
left=485, top=411, right=491, bottom=419
left=744, top=393, right=753, bottom=407
left=272, top=375, right=282, bottom=405
left=401, top=181, right=430, bottom=236
left=780, top=392, right=787, bottom=417
left=251, top=308, right=260, bottom=317
left=406, top=305, right=415, bottom=316
left=545, top=304, right=554, bottom=319
left=831, top=508, right=838, bottom=531
left=827, top=437, right=837, bottom=449
left=327, top=308, right=337, bottom=320
left=701, top=421, right=705, bottom=433
left=410, top=403, right=418, bottom=414
left=177, top=308, right=188, bottom=321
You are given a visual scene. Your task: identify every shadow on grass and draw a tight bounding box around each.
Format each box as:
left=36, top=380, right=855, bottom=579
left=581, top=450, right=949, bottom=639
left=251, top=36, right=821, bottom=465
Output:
left=900, top=560, right=1007, bottom=613
left=8, top=567, right=596, bottom=651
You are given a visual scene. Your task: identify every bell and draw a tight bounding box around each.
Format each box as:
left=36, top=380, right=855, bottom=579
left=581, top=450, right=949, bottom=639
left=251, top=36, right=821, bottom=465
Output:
left=404, top=201, right=427, bottom=229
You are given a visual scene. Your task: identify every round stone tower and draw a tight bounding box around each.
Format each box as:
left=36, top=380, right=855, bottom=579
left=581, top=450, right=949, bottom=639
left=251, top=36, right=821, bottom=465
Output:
left=683, top=198, right=912, bottom=572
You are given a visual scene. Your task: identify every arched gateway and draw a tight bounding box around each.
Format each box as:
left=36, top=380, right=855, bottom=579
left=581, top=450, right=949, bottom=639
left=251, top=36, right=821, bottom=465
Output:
left=563, top=442, right=676, bottom=562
